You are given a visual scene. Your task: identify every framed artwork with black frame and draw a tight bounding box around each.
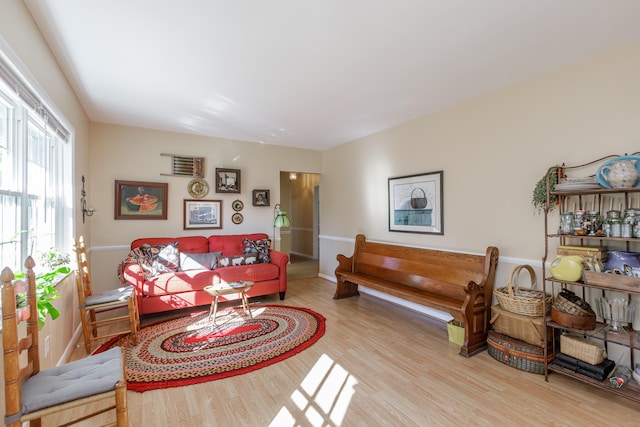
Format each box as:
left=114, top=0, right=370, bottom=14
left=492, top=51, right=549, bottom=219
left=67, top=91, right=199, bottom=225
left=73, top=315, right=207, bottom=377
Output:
left=183, top=199, right=222, bottom=229
left=114, top=180, right=168, bottom=220
left=215, top=168, right=241, bottom=193
left=388, top=170, right=443, bottom=234
left=252, top=189, right=270, bottom=206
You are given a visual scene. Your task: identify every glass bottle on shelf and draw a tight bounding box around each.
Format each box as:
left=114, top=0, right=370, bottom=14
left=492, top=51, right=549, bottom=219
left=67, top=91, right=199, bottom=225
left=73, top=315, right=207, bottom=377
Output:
left=560, top=212, right=574, bottom=235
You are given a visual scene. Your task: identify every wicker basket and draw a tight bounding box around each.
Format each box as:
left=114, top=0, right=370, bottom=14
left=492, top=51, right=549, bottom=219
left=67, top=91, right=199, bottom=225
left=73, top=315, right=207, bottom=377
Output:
left=487, top=331, right=556, bottom=375
left=490, top=304, right=553, bottom=347
left=494, top=265, right=552, bottom=316
left=551, top=308, right=596, bottom=330
left=553, top=289, right=595, bottom=316
left=560, top=334, right=606, bottom=365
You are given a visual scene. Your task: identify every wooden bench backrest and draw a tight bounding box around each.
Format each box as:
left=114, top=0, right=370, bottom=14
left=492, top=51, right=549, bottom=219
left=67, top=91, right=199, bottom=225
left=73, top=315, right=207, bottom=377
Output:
left=353, top=237, right=490, bottom=301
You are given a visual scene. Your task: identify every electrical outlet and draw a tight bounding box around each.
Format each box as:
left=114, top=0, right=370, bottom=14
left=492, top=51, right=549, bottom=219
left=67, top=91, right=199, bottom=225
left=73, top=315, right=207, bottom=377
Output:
left=44, top=336, right=50, bottom=357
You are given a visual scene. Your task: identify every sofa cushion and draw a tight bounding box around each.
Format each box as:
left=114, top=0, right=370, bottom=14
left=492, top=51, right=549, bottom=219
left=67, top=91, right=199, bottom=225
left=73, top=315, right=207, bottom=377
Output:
left=180, top=251, right=222, bottom=271
left=131, top=236, right=209, bottom=253
left=143, top=270, right=218, bottom=296
left=142, top=241, right=180, bottom=274
left=217, top=254, right=259, bottom=267
left=215, top=263, right=280, bottom=284
left=208, top=233, right=269, bottom=256
left=243, top=238, right=271, bottom=263
left=141, top=263, right=279, bottom=296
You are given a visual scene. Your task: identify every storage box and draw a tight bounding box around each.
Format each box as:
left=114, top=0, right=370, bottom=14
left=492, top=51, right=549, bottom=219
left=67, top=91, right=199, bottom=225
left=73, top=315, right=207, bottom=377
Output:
left=447, top=320, right=464, bottom=346
left=490, top=304, right=553, bottom=347
left=487, top=331, right=556, bottom=375
left=557, top=245, right=607, bottom=260
left=560, top=334, right=606, bottom=365
left=582, top=270, right=640, bottom=292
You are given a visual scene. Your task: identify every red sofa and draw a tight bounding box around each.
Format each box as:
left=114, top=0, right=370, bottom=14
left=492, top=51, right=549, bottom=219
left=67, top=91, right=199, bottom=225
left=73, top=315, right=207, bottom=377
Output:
left=121, top=233, right=288, bottom=315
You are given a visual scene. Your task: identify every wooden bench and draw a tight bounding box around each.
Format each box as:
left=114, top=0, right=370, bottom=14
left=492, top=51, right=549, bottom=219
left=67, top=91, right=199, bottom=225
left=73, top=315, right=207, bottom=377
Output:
left=334, top=234, right=499, bottom=357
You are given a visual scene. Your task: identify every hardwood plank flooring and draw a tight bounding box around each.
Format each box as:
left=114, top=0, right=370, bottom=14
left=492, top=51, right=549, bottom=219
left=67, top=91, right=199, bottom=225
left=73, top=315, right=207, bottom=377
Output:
left=46, top=276, right=639, bottom=426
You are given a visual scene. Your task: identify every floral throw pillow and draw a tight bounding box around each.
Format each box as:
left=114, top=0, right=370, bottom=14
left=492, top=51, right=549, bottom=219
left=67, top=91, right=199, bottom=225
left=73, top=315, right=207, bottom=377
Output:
left=142, top=241, right=180, bottom=275
left=243, top=238, right=271, bottom=263
left=117, top=246, right=152, bottom=282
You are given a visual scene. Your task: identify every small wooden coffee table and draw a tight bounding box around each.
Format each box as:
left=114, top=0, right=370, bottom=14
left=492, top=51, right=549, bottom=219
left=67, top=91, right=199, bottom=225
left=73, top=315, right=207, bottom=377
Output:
left=204, top=280, right=255, bottom=323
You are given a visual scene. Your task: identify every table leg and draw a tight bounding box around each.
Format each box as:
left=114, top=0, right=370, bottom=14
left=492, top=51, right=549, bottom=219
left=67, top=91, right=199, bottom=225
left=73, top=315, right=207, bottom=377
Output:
left=209, top=295, right=219, bottom=323
left=241, top=291, right=253, bottom=319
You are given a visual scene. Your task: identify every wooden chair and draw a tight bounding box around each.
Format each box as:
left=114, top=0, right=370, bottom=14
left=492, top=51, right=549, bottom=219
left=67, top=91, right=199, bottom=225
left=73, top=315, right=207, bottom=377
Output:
left=2, top=257, right=129, bottom=426
left=74, top=236, right=140, bottom=354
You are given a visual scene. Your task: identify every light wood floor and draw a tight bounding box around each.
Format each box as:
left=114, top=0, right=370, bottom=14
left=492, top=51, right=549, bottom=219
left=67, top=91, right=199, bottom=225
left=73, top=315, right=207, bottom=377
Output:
left=48, top=275, right=639, bottom=426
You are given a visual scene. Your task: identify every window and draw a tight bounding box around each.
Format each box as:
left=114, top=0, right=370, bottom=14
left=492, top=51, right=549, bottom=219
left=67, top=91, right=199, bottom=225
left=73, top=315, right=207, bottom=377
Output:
left=0, top=49, right=72, bottom=273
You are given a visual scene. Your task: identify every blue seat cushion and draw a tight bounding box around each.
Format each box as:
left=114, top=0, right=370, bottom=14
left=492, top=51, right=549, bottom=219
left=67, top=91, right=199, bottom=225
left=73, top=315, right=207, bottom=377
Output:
left=83, top=285, right=135, bottom=307
left=21, top=347, right=123, bottom=415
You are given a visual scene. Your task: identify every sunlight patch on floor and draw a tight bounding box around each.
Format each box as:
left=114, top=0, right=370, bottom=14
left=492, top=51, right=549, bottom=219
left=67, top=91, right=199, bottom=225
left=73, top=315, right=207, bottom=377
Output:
left=269, top=354, right=357, bottom=427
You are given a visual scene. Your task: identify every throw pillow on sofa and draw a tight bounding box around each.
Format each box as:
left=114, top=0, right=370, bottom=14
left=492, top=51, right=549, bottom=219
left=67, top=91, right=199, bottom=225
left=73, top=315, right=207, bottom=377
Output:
left=243, top=238, right=271, bottom=263
left=180, top=251, right=222, bottom=271
left=142, top=241, right=180, bottom=275
left=117, top=246, right=153, bottom=282
left=217, top=254, right=259, bottom=268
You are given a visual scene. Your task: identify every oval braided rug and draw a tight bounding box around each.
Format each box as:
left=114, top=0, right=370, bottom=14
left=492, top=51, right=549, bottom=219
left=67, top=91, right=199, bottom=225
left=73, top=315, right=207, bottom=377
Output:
left=94, top=304, right=325, bottom=392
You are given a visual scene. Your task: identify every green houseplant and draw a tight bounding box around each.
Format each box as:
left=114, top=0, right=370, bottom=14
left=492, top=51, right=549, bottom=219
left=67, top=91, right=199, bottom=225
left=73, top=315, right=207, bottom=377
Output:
left=14, top=248, right=71, bottom=329
left=532, top=166, right=559, bottom=214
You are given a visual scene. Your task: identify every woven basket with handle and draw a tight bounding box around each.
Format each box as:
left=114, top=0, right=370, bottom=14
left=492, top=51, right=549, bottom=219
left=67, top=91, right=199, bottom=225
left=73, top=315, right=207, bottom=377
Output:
left=494, top=265, right=552, bottom=317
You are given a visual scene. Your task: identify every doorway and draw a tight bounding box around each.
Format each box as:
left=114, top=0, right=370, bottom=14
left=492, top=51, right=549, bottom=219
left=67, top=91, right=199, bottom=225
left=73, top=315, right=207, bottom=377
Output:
left=281, top=171, right=320, bottom=279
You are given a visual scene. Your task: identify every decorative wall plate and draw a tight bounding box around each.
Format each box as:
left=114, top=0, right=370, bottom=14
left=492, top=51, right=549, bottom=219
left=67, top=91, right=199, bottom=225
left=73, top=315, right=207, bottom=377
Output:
left=187, top=179, right=209, bottom=198
left=232, top=199, right=244, bottom=211
left=231, top=213, right=243, bottom=224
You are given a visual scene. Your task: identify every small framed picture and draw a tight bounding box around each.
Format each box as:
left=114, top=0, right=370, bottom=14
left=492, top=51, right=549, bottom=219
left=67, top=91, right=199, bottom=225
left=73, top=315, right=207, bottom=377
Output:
left=183, top=199, right=222, bottom=229
left=215, top=168, right=241, bottom=193
left=252, top=189, right=270, bottom=206
left=115, top=180, right=168, bottom=220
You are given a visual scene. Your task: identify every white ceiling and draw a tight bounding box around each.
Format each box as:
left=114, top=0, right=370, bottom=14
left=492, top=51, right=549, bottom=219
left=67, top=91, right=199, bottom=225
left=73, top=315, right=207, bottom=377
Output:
left=25, top=0, right=640, bottom=151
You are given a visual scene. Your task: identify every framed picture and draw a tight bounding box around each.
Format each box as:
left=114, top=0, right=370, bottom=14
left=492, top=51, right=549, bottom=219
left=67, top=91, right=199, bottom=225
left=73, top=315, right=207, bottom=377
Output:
left=215, top=168, right=241, bottom=193
left=183, top=199, right=222, bottom=229
left=115, top=180, right=168, bottom=220
left=252, top=189, right=270, bottom=206
left=388, top=171, right=443, bottom=234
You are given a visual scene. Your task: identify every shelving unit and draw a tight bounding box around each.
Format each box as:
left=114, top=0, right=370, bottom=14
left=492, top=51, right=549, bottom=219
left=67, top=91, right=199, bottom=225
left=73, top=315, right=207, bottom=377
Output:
left=541, top=155, right=640, bottom=404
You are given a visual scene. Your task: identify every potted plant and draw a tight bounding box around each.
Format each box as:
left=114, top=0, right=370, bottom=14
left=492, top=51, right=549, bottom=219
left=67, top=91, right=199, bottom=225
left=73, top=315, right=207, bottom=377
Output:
left=14, top=248, right=71, bottom=329
left=532, top=166, right=559, bottom=214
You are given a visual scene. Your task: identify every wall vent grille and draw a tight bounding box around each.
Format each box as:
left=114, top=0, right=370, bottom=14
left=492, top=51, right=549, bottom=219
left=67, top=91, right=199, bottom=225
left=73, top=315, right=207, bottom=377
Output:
left=161, top=153, right=205, bottom=177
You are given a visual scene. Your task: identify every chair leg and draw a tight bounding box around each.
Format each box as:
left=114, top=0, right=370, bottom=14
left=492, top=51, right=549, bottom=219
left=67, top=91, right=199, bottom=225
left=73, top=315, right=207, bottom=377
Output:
left=89, top=308, right=98, bottom=337
left=114, top=380, right=129, bottom=427
left=128, top=297, right=139, bottom=345
left=79, top=307, right=93, bottom=354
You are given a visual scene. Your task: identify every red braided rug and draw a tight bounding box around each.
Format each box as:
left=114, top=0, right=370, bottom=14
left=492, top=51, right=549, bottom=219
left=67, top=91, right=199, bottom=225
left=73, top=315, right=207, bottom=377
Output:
left=94, top=304, right=325, bottom=392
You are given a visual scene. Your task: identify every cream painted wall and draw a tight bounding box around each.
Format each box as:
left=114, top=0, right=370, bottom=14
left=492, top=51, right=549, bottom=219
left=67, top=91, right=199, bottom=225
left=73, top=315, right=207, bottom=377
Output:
left=319, top=42, right=640, bottom=357
left=0, top=0, right=92, bottom=407
left=87, top=123, right=322, bottom=291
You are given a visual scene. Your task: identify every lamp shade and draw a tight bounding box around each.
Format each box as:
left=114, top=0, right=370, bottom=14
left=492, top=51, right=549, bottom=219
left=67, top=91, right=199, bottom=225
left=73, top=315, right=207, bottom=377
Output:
left=273, top=211, right=291, bottom=228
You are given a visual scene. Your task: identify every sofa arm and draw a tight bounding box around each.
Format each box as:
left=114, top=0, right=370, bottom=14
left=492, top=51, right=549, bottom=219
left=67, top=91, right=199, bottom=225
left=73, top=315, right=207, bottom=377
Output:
left=269, top=250, right=289, bottom=291
left=122, top=264, right=146, bottom=294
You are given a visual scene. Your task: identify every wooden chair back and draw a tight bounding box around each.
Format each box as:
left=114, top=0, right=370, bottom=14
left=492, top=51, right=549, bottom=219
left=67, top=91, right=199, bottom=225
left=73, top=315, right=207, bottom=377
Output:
left=2, top=257, right=39, bottom=424
left=75, top=235, right=94, bottom=297
left=73, top=235, right=140, bottom=354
